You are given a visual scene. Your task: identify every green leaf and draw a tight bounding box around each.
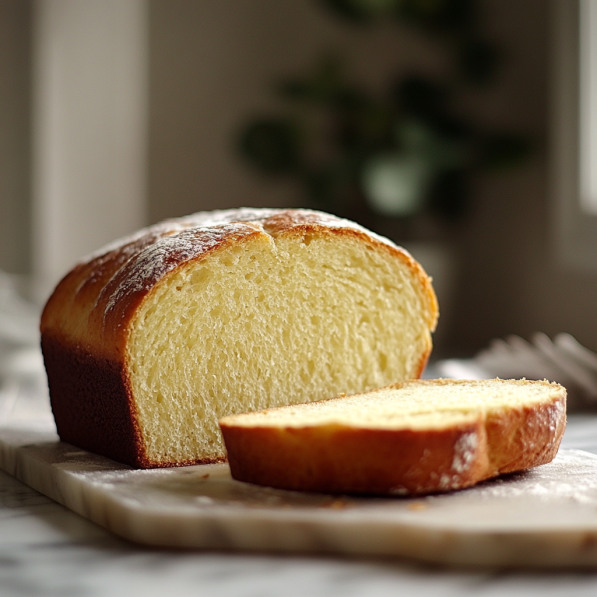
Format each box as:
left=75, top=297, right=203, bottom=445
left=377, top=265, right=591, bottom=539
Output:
left=478, top=134, right=531, bottom=170
left=397, top=119, right=467, bottom=169
left=239, top=119, right=299, bottom=174
left=459, top=39, right=500, bottom=85
left=318, top=0, right=372, bottom=23
left=362, top=152, right=433, bottom=216
left=397, top=0, right=474, bottom=32
left=393, top=75, right=448, bottom=119
left=427, top=169, right=470, bottom=221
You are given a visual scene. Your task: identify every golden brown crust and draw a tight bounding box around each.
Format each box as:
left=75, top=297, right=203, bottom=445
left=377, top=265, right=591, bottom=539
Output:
left=41, top=208, right=438, bottom=468
left=42, top=334, right=144, bottom=467
left=220, top=379, right=567, bottom=495
left=42, top=334, right=226, bottom=468
left=41, top=208, right=438, bottom=358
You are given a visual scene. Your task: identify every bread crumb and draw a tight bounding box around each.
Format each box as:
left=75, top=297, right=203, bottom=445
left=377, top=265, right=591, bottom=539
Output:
left=408, top=502, right=427, bottom=511
left=325, top=499, right=347, bottom=509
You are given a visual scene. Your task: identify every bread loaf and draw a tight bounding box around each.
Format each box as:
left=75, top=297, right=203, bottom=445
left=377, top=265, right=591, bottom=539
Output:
left=220, top=379, right=566, bottom=495
left=41, top=208, right=438, bottom=468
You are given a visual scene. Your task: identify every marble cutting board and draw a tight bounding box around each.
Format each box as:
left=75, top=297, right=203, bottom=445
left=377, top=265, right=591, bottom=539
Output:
left=2, top=426, right=597, bottom=569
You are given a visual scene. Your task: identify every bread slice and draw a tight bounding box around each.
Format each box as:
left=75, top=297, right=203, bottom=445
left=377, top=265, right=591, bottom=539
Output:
left=40, top=208, right=438, bottom=468
left=219, top=379, right=566, bottom=495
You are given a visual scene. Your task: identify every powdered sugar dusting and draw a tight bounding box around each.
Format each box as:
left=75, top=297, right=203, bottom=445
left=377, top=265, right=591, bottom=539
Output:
left=452, top=432, right=479, bottom=474
left=82, top=208, right=398, bottom=266
left=80, top=220, right=194, bottom=265
left=470, top=449, right=597, bottom=505
left=74, top=206, right=419, bottom=340
left=547, top=397, right=566, bottom=438
left=101, top=223, right=255, bottom=320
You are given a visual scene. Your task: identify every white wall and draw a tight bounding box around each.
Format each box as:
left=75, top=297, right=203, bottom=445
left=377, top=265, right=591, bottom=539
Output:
left=32, top=0, right=148, bottom=298
left=0, top=1, right=31, bottom=275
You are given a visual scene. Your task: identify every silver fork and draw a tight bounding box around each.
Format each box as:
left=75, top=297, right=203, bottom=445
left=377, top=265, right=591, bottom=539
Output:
left=435, top=333, right=597, bottom=410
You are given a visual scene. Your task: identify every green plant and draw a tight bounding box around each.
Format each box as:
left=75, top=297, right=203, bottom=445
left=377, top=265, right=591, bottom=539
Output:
left=239, top=0, right=529, bottom=224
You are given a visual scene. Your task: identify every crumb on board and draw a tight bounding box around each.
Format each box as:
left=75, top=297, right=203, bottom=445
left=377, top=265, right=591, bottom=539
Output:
left=324, top=499, right=348, bottom=509
left=408, top=502, right=428, bottom=511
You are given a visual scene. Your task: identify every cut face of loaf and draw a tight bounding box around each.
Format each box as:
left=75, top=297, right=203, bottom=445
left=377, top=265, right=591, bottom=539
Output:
left=220, top=379, right=567, bottom=495
left=41, top=209, right=438, bottom=468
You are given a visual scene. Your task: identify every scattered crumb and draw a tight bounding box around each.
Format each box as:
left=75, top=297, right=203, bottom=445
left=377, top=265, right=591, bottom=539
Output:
left=201, top=474, right=210, bottom=479
left=325, top=500, right=347, bottom=509
left=408, top=502, right=427, bottom=511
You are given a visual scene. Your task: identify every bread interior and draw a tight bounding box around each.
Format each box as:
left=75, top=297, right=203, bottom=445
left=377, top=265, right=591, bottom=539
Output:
left=222, top=380, right=563, bottom=431
left=127, top=230, right=433, bottom=463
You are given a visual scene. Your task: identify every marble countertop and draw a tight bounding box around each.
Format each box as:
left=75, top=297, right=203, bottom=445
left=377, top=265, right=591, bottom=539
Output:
left=1, top=414, right=597, bottom=596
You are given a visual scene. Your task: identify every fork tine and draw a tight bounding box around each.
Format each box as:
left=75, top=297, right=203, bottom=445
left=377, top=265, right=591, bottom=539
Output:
left=555, top=333, right=597, bottom=373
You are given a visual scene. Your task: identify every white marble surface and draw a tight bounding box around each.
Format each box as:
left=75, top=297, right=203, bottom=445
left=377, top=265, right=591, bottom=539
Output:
left=0, top=419, right=596, bottom=595
left=2, top=368, right=597, bottom=594
left=1, top=423, right=597, bottom=597
left=4, top=425, right=597, bottom=569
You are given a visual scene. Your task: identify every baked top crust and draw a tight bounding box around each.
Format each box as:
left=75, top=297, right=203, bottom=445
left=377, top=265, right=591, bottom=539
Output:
left=41, top=208, right=438, bottom=362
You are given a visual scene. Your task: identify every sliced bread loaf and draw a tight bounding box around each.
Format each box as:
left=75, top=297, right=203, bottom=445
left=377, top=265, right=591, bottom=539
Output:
left=219, top=379, right=566, bottom=495
left=41, top=208, right=438, bottom=468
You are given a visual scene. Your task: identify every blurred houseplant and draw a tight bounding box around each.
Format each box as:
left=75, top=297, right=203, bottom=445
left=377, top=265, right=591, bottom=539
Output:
left=238, top=0, right=529, bottom=237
